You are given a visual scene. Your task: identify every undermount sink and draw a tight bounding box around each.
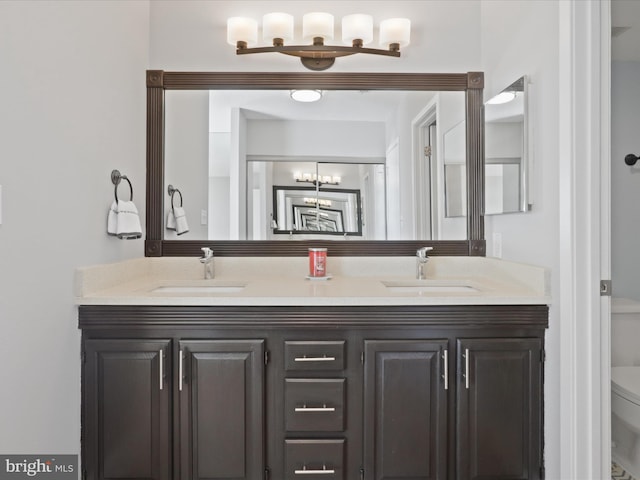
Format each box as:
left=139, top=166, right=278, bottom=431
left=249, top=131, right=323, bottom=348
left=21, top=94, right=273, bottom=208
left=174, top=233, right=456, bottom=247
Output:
left=381, top=280, right=479, bottom=294
left=151, top=283, right=247, bottom=294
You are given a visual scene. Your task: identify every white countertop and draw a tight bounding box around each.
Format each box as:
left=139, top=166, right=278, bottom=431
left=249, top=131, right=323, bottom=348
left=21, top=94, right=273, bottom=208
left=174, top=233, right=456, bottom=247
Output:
left=74, top=256, right=550, bottom=307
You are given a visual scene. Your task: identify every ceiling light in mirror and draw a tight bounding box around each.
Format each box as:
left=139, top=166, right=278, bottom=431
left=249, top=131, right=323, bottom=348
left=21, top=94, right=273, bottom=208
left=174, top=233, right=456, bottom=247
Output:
left=290, top=89, right=322, bottom=103
left=486, top=91, right=516, bottom=105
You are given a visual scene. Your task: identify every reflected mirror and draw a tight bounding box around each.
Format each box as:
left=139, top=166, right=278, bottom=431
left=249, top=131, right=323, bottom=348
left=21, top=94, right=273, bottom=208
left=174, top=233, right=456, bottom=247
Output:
left=444, top=75, right=529, bottom=217
left=271, top=186, right=362, bottom=236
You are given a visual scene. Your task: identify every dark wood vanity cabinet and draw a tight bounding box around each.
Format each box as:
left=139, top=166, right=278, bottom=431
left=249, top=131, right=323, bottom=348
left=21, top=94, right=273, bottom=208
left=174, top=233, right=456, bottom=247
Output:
left=178, top=340, right=265, bottom=480
left=83, top=339, right=172, bottom=480
left=363, top=340, right=449, bottom=480
left=456, top=338, right=543, bottom=480
left=82, top=337, right=263, bottom=480
left=79, top=305, right=547, bottom=480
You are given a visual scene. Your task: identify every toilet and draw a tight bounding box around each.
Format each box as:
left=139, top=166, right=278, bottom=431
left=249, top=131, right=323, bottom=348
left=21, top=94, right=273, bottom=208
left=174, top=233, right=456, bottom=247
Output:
left=612, top=297, right=640, bottom=477
left=612, top=366, right=640, bottom=477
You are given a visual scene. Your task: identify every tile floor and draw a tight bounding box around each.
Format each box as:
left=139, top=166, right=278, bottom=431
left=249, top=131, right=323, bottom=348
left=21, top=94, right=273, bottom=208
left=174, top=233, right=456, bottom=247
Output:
left=613, top=462, right=637, bottom=480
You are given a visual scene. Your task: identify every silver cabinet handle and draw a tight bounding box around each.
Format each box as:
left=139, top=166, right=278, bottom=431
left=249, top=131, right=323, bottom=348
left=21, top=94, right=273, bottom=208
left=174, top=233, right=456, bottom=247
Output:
left=442, top=349, right=448, bottom=390
left=294, top=356, right=336, bottom=362
left=295, top=405, right=336, bottom=412
left=295, top=466, right=335, bottom=475
left=179, top=350, right=183, bottom=392
left=159, top=349, right=164, bottom=391
left=464, top=348, right=470, bottom=389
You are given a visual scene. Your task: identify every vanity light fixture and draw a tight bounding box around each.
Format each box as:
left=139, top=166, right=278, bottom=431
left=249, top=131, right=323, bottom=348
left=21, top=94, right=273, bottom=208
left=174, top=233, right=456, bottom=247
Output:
left=290, top=89, right=323, bottom=102
left=227, top=12, right=410, bottom=71
left=294, top=172, right=341, bottom=186
left=304, top=197, right=332, bottom=207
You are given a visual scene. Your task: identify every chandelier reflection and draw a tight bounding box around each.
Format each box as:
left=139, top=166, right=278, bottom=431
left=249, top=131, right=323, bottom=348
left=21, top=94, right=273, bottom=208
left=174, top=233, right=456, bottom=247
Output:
left=293, top=172, right=341, bottom=186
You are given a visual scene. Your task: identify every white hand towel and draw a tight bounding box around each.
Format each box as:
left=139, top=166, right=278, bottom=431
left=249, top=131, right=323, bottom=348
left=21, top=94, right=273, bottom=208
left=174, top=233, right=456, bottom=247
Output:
left=166, top=209, right=176, bottom=230
left=173, top=206, right=189, bottom=236
left=107, top=201, right=118, bottom=236
left=115, top=200, right=142, bottom=239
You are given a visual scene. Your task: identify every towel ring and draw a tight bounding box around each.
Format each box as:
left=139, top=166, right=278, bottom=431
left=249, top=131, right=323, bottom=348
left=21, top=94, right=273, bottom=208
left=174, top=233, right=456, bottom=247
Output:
left=111, top=169, right=133, bottom=202
left=168, top=185, right=183, bottom=209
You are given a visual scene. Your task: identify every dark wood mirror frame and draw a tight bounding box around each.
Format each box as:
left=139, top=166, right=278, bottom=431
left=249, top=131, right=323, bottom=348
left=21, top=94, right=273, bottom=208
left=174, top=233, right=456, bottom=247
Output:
left=145, top=70, right=485, bottom=257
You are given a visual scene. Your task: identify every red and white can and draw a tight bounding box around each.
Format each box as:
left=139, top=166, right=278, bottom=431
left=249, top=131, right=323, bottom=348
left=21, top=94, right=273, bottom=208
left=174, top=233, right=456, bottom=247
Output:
left=308, top=248, right=328, bottom=277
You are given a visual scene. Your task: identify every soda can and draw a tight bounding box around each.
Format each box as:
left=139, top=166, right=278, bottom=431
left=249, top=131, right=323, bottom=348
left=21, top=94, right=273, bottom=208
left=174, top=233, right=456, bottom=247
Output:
left=308, top=248, right=328, bottom=277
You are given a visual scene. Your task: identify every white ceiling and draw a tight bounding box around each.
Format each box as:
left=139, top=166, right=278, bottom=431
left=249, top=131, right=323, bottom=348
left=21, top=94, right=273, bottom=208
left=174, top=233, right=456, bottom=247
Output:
left=208, top=89, right=440, bottom=127
left=612, top=0, right=640, bottom=61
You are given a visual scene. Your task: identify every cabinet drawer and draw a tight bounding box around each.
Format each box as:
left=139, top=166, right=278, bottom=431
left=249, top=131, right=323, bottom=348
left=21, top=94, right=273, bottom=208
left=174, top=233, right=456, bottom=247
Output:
left=284, top=341, right=345, bottom=371
left=285, top=439, right=344, bottom=480
left=284, top=378, right=345, bottom=432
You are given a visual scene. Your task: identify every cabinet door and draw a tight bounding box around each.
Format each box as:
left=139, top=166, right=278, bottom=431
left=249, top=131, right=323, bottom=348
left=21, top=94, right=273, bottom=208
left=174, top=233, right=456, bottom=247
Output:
left=83, top=339, right=171, bottom=480
left=456, top=338, right=543, bottom=480
left=364, top=340, right=448, bottom=480
left=179, top=340, right=264, bottom=480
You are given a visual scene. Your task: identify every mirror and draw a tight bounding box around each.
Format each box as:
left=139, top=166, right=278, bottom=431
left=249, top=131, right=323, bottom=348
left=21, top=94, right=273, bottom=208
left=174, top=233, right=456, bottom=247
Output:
left=271, top=186, right=362, bottom=236
left=443, top=121, right=467, bottom=218
left=146, top=71, right=485, bottom=257
left=164, top=89, right=466, bottom=241
left=444, top=76, right=529, bottom=217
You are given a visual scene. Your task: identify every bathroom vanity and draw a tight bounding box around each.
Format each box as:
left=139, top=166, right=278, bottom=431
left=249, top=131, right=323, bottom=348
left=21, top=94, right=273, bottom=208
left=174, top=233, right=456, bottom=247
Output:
left=76, top=256, right=549, bottom=480
left=78, top=68, right=548, bottom=479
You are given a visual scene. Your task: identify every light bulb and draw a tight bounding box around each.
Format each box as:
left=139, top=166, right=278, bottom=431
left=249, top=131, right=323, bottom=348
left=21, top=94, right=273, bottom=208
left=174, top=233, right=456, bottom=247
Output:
left=342, top=14, right=373, bottom=46
left=227, top=17, right=258, bottom=47
left=263, top=12, right=294, bottom=44
left=303, top=12, right=334, bottom=42
left=290, top=90, right=323, bottom=102
left=487, top=91, right=516, bottom=105
left=380, top=18, right=410, bottom=49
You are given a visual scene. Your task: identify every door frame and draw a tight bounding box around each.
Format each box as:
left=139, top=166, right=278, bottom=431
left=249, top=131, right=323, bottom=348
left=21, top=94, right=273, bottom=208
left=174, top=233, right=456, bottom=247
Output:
left=412, top=100, right=438, bottom=240
left=559, top=1, right=611, bottom=478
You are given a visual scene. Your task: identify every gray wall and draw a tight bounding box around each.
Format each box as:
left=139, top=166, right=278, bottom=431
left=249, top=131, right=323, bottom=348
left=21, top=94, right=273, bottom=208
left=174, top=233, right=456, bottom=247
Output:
left=612, top=61, right=640, bottom=301
left=164, top=90, right=210, bottom=239
left=0, top=1, right=149, bottom=453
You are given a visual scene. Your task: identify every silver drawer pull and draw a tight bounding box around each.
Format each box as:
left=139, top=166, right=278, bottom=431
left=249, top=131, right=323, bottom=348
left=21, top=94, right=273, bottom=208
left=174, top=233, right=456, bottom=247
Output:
left=294, top=356, right=336, bottom=362
left=295, top=465, right=335, bottom=475
left=442, top=349, right=448, bottom=391
left=159, top=349, right=164, bottom=391
left=295, top=404, right=336, bottom=412
left=464, top=348, right=470, bottom=390
left=179, top=350, right=183, bottom=392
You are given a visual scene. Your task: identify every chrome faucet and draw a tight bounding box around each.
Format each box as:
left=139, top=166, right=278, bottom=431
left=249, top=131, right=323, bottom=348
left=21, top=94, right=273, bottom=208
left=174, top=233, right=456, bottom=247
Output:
left=416, top=247, right=433, bottom=280
left=200, top=247, right=215, bottom=279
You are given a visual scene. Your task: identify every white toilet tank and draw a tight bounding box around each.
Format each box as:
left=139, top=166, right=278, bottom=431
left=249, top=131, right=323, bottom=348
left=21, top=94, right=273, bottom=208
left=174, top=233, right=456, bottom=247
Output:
left=612, top=297, right=640, bottom=367
left=612, top=366, right=640, bottom=432
left=612, top=366, right=640, bottom=478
